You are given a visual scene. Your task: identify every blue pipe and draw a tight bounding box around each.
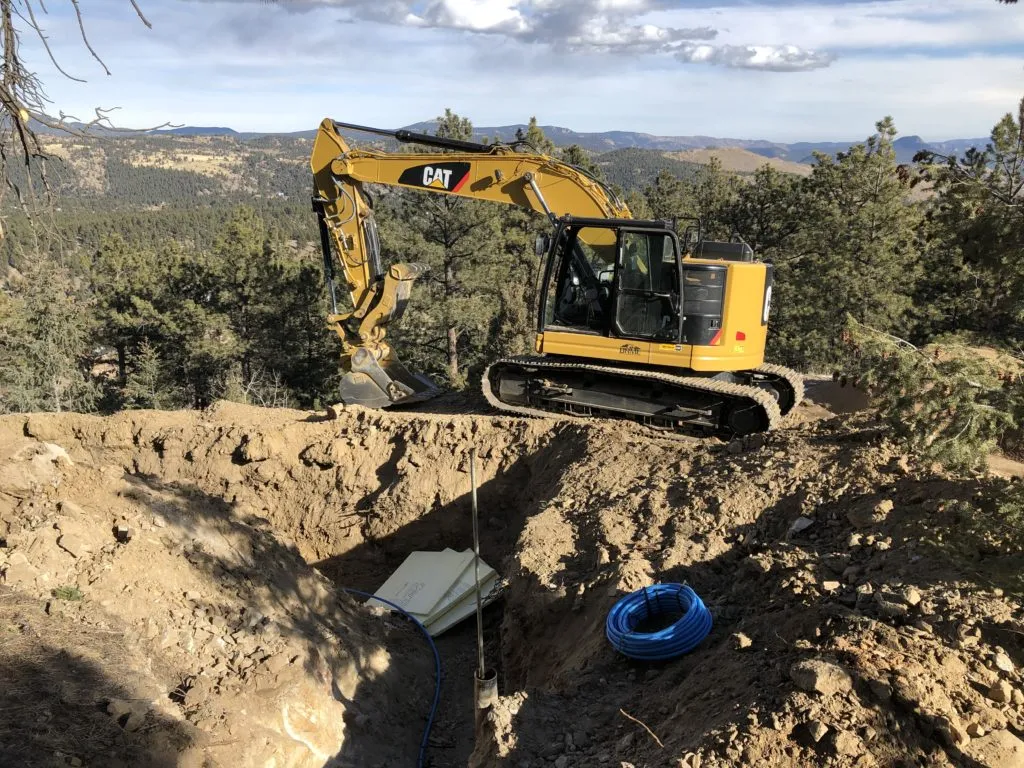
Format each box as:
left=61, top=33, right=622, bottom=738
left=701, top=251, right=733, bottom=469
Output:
left=605, top=583, right=713, bottom=661
left=341, top=588, right=442, bottom=768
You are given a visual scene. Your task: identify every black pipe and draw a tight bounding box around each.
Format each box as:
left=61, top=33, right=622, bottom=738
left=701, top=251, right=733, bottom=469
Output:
left=332, top=120, right=494, bottom=154
left=311, top=195, right=339, bottom=313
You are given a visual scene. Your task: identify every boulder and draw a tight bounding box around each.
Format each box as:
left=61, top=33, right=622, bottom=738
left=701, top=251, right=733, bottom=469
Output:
left=790, top=659, right=853, bottom=696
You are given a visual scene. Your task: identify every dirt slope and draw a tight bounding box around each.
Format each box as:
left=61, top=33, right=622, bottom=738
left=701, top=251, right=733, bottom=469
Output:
left=2, top=398, right=1023, bottom=768
left=474, top=412, right=1024, bottom=768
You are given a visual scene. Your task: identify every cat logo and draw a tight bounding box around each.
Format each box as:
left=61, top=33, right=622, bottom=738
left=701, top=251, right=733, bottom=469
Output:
left=423, top=167, right=453, bottom=188
left=398, top=162, right=471, bottom=193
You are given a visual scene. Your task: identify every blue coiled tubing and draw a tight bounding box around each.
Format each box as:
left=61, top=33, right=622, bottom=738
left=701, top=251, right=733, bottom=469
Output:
left=605, top=583, right=713, bottom=661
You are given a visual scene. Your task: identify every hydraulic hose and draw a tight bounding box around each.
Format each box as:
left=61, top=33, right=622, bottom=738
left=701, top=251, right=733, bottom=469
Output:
left=605, top=583, right=713, bottom=661
left=341, top=588, right=441, bottom=768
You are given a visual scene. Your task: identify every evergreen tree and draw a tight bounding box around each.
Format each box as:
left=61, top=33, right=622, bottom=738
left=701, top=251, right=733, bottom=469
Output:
left=768, top=118, right=923, bottom=370
left=723, top=165, right=802, bottom=256
left=559, top=144, right=603, bottom=180
left=121, top=341, right=179, bottom=409
left=690, top=158, right=741, bottom=239
left=90, top=234, right=164, bottom=383
left=644, top=169, right=693, bottom=222
left=382, top=109, right=510, bottom=388
left=0, top=260, right=98, bottom=413
left=624, top=188, right=652, bottom=219
left=516, top=117, right=556, bottom=154
left=915, top=97, right=1024, bottom=344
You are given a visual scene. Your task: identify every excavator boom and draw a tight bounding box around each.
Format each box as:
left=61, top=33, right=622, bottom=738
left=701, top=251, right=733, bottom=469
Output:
left=310, top=117, right=629, bottom=408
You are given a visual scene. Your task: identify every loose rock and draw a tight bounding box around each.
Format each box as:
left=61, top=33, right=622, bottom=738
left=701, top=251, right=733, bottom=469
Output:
left=807, top=720, right=829, bottom=743
left=834, top=730, right=863, bottom=756
left=789, top=517, right=815, bottom=536
left=848, top=499, right=893, bottom=529
left=994, top=652, right=1014, bottom=674
left=790, top=659, right=853, bottom=697
left=965, top=730, right=1024, bottom=768
left=988, top=680, right=1012, bottom=705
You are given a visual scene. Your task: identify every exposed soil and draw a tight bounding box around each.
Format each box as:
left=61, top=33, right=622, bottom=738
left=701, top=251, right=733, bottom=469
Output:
left=1, top=390, right=1022, bottom=767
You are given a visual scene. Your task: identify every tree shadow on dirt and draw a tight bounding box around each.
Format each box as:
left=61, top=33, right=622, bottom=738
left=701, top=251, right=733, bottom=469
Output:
left=0, top=589, right=198, bottom=768
left=119, top=473, right=436, bottom=768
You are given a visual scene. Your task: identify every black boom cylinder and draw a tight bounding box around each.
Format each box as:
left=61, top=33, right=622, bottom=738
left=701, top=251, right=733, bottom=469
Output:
left=331, top=120, right=493, bottom=154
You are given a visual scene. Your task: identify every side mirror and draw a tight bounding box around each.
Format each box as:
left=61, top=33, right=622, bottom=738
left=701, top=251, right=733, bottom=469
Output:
left=534, top=233, right=550, bottom=257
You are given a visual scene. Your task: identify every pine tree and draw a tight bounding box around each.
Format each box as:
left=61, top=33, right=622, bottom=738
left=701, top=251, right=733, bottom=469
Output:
left=644, top=170, right=693, bottom=223
left=516, top=117, right=555, bottom=154
left=690, top=158, right=740, bottom=239
left=121, top=341, right=179, bottom=409
left=915, top=97, right=1024, bottom=344
left=559, top=144, right=603, bottom=180
left=382, top=109, right=510, bottom=388
left=90, top=233, right=164, bottom=383
left=723, top=165, right=802, bottom=256
left=768, top=118, right=923, bottom=370
left=0, top=259, right=98, bottom=413
left=843, top=318, right=1022, bottom=472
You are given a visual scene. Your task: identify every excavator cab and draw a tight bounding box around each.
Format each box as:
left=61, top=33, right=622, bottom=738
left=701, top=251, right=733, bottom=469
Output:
left=539, top=217, right=685, bottom=345
left=536, top=215, right=772, bottom=370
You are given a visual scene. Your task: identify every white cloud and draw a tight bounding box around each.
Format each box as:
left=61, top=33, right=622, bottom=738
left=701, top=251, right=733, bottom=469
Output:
left=16, top=0, right=1024, bottom=141
left=646, top=0, right=1024, bottom=51
left=267, top=0, right=825, bottom=64
left=676, top=43, right=834, bottom=71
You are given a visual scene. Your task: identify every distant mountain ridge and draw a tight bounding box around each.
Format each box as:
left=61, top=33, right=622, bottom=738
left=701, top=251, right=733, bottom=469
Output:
left=396, top=121, right=987, bottom=165
left=28, top=117, right=987, bottom=166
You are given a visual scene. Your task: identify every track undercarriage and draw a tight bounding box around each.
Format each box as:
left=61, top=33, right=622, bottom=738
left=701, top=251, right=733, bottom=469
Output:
left=482, top=356, right=804, bottom=438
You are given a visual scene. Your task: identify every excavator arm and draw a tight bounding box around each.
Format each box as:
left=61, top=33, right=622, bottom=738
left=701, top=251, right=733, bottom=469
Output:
left=309, top=117, right=630, bottom=408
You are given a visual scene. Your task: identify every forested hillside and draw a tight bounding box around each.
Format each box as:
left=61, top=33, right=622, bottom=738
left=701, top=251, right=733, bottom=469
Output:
left=12, top=133, right=312, bottom=205
left=1, top=101, right=1022, bottom=468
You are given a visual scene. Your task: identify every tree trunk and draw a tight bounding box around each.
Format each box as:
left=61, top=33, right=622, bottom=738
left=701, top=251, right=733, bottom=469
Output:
left=446, top=325, right=459, bottom=384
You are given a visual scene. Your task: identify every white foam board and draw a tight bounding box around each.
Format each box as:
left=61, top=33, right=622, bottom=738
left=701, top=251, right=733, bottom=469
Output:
left=424, top=572, right=500, bottom=637
left=418, top=551, right=496, bottom=626
left=366, top=549, right=474, bottom=615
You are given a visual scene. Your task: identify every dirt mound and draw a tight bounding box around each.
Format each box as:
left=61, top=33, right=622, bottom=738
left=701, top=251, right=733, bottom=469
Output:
left=1, top=398, right=1022, bottom=767
left=0, top=408, right=443, bottom=767
left=473, top=413, right=1024, bottom=768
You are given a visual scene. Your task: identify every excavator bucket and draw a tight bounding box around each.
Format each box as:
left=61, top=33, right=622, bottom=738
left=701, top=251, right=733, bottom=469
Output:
left=340, top=346, right=441, bottom=409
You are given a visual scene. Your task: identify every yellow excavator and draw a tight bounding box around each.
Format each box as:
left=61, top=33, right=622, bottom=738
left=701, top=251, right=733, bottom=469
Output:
left=310, top=118, right=803, bottom=437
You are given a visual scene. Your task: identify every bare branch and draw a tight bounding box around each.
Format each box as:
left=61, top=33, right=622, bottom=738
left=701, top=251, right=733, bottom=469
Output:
left=20, top=0, right=86, bottom=83
left=0, top=0, right=162, bottom=232
left=128, top=0, right=152, bottom=29
left=847, top=317, right=920, bottom=352
left=619, top=709, right=664, bottom=749
left=69, top=0, right=111, bottom=75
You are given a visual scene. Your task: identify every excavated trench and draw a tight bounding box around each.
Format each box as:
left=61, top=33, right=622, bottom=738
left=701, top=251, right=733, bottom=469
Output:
left=1, top=401, right=618, bottom=767
left=3, top=397, right=1024, bottom=768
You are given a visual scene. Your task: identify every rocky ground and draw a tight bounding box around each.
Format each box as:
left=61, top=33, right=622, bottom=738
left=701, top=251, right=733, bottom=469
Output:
left=1, top=383, right=1022, bottom=767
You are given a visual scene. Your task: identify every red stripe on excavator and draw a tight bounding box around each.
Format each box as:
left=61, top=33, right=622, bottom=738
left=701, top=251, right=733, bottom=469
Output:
left=452, top=173, right=470, bottom=193
left=709, top=329, right=723, bottom=346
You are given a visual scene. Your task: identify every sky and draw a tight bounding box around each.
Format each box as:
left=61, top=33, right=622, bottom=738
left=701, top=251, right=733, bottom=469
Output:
left=17, top=0, right=1024, bottom=142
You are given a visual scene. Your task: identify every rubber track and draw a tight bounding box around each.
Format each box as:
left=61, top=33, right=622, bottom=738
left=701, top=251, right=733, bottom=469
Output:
left=752, top=362, right=805, bottom=416
left=480, top=356, right=782, bottom=433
